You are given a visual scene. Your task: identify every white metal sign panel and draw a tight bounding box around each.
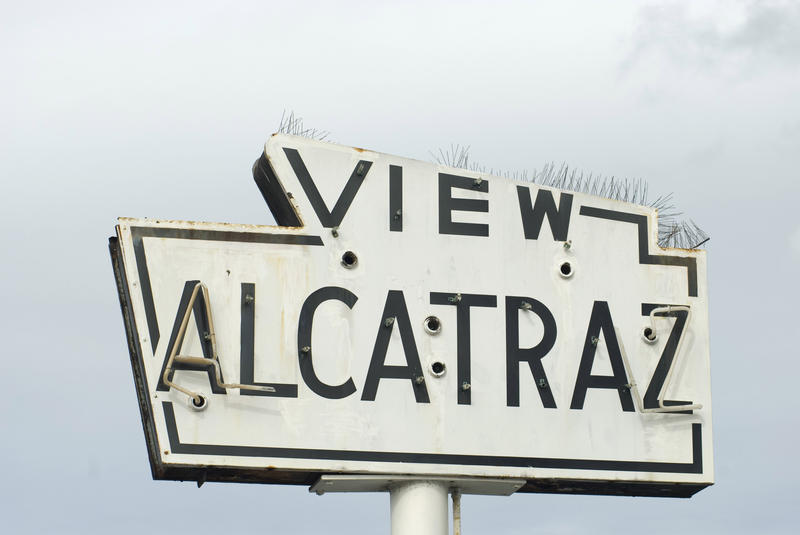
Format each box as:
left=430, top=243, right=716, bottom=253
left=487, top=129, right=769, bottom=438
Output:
left=111, top=134, right=712, bottom=496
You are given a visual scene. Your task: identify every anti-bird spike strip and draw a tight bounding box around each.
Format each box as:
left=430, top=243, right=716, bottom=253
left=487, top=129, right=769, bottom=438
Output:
left=278, top=110, right=331, bottom=142
left=431, top=149, right=707, bottom=250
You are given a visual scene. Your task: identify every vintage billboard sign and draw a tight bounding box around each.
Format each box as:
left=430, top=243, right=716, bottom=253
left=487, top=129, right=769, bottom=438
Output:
left=110, top=134, right=712, bottom=497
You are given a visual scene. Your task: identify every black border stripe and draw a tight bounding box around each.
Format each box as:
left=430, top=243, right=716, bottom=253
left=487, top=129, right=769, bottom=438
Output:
left=579, top=206, right=698, bottom=297
left=132, top=230, right=160, bottom=352
left=163, top=402, right=702, bottom=474
left=131, top=226, right=324, bottom=245
left=129, top=226, right=323, bottom=354
left=109, top=238, right=162, bottom=479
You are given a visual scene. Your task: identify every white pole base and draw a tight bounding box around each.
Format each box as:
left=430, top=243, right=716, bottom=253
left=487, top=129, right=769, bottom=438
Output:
left=390, top=480, right=449, bottom=535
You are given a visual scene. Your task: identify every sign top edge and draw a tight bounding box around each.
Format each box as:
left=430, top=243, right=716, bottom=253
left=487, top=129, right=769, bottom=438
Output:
left=263, top=133, right=664, bottom=218
left=115, top=217, right=307, bottom=233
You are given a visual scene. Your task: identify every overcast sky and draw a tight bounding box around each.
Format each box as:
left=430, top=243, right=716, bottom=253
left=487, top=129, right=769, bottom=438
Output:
left=2, top=1, right=799, bottom=533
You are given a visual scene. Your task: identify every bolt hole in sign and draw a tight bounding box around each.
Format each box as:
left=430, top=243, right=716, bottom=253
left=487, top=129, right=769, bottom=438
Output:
left=110, top=134, right=712, bottom=497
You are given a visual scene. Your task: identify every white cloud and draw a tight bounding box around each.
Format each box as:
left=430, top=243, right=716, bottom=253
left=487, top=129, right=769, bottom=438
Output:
left=624, top=0, right=800, bottom=73
left=791, top=226, right=800, bottom=260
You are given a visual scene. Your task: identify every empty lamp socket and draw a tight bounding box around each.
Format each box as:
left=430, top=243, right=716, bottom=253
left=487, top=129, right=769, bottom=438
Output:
left=559, top=261, right=574, bottom=278
left=341, top=251, right=358, bottom=268
left=642, top=326, right=658, bottom=343
left=430, top=361, right=446, bottom=377
left=424, top=316, right=442, bottom=335
left=190, top=395, right=208, bottom=411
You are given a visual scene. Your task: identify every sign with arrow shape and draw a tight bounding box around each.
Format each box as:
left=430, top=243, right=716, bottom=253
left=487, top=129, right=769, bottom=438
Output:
left=110, top=134, right=713, bottom=496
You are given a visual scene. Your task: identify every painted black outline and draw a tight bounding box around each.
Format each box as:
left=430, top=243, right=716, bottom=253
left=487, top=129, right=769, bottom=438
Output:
left=163, top=402, right=702, bottom=474
left=109, top=237, right=161, bottom=480
left=579, top=206, right=698, bottom=297
left=130, top=226, right=323, bottom=354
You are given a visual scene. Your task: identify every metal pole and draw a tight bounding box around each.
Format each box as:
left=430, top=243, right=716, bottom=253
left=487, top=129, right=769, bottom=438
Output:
left=452, top=489, right=461, bottom=535
left=390, top=480, right=449, bottom=535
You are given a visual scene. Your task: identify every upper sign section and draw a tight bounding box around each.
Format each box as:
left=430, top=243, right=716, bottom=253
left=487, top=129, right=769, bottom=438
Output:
left=111, top=134, right=712, bottom=497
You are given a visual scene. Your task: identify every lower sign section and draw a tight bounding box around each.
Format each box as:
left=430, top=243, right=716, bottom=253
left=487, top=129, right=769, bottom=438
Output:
left=162, top=400, right=702, bottom=476
left=111, top=136, right=712, bottom=497
left=111, top=221, right=710, bottom=497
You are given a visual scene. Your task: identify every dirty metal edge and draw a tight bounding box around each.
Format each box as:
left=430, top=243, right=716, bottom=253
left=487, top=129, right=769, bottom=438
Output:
left=109, top=235, right=165, bottom=479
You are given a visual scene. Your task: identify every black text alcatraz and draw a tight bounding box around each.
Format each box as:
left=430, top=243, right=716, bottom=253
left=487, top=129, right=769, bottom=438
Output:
left=158, top=282, right=696, bottom=413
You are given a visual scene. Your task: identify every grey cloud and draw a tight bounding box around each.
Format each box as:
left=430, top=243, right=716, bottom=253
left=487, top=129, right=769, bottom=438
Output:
left=791, top=226, right=800, bottom=260
left=624, top=1, right=800, bottom=71
left=726, top=1, right=800, bottom=56
left=780, top=119, right=800, bottom=137
left=683, top=138, right=727, bottom=166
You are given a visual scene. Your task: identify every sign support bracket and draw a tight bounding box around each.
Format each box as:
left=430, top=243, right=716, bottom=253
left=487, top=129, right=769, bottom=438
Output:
left=310, top=475, right=524, bottom=535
